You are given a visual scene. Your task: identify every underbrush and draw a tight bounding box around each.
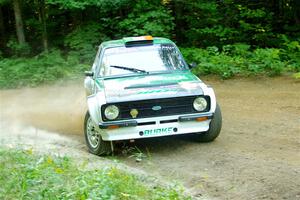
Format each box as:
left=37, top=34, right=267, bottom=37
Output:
left=1, top=43, right=299, bottom=89
left=181, top=42, right=299, bottom=79
left=0, top=50, right=89, bottom=89
left=0, top=148, right=188, bottom=200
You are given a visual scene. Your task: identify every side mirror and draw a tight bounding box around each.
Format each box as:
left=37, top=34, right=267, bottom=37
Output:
left=188, top=62, right=197, bottom=69
left=84, top=71, right=94, bottom=77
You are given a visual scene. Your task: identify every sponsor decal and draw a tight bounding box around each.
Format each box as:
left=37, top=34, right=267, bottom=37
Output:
left=112, top=72, right=197, bottom=84
left=143, top=127, right=174, bottom=136
left=137, top=88, right=180, bottom=94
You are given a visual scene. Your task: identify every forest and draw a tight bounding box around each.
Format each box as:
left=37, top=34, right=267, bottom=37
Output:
left=0, top=0, right=299, bottom=88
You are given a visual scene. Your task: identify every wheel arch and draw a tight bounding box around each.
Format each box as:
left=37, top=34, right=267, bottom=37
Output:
left=86, top=92, right=106, bottom=126
left=200, top=83, right=217, bottom=113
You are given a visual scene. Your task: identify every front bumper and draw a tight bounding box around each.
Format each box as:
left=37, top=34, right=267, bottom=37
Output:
left=99, top=113, right=213, bottom=141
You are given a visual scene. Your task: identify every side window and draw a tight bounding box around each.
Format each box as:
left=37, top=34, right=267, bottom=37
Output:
left=98, top=48, right=109, bottom=77
left=92, top=46, right=102, bottom=73
left=99, top=55, right=108, bottom=77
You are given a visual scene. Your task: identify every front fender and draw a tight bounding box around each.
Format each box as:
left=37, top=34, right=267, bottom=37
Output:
left=84, top=77, right=95, bottom=96
left=87, top=92, right=106, bottom=125
left=200, top=83, right=217, bottom=113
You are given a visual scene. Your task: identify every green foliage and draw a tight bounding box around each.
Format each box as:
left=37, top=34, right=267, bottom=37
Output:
left=46, top=0, right=108, bottom=9
left=64, top=23, right=109, bottom=63
left=2, top=0, right=300, bottom=54
left=293, top=72, right=300, bottom=79
left=251, top=48, right=284, bottom=76
left=6, top=38, right=31, bottom=57
left=117, top=0, right=174, bottom=38
left=181, top=44, right=299, bottom=79
left=0, top=0, right=9, bottom=5
left=46, top=0, right=91, bottom=9
left=222, top=43, right=251, bottom=56
left=236, top=5, right=275, bottom=46
left=1, top=42, right=298, bottom=89
left=180, top=1, right=232, bottom=46
left=1, top=0, right=299, bottom=87
left=0, top=148, right=189, bottom=199
left=174, top=0, right=298, bottom=48
left=281, top=36, right=300, bottom=71
left=0, top=50, right=88, bottom=88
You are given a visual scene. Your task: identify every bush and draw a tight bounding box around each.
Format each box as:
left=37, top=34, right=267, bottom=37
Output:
left=6, top=38, right=31, bottom=57
left=0, top=50, right=88, bottom=88
left=182, top=47, right=244, bottom=78
left=1, top=42, right=298, bottom=89
left=117, top=0, right=174, bottom=38
left=64, top=23, right=109, bottom=63
left=181, top=44, right=298, bottom=78
left=281, top=38, right=300, bottom=72
left=250, top=48, right=284, bottom=76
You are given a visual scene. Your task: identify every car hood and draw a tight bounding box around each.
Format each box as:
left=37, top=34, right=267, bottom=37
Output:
left=100, top=72, right=204, bottom=103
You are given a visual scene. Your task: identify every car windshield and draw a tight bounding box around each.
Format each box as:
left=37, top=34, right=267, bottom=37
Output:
left=99, top=43, right=188, bottom=77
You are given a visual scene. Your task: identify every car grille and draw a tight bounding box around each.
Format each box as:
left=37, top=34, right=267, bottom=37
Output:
left=102, top=95, right=210, bottom=121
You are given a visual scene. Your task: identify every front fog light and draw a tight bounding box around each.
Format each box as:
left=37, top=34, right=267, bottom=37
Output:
left=193, top=97, right=207, bottom=111
left=104, top=105, right=119, bottom=120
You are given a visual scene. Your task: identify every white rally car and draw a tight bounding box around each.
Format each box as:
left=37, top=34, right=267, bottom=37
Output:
left=84, top=36, right=222, bottom=155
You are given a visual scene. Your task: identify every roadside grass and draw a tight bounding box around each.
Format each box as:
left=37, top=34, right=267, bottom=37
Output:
left=0, top=148, right=189, bottom=200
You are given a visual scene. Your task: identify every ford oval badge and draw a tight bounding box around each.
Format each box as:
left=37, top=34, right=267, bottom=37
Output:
left=152, top=105, right=162, bottom=111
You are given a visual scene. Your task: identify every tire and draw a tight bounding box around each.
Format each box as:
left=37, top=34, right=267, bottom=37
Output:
left=196, top=103, right=222, bottom=142
left=84, top=111, right=112, bottom=156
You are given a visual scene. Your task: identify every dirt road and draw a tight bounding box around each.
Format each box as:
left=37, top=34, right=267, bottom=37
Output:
left=0, top=77, right=299, bottom=199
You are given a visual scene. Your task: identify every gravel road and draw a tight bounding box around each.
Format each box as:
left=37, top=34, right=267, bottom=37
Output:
left=0, top=76, right=299, bottom=200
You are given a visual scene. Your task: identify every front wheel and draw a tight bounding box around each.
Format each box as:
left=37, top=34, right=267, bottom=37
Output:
left=195, top=103, right=222, bottom=142
left=84, top=112, right=112, bottom=156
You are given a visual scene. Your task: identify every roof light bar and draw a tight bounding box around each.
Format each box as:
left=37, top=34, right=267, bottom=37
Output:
left=123, top=36, right=154, bottom=47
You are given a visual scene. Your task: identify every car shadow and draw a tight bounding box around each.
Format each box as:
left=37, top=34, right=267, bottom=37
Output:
left=114, top=134, right=199, bottom=157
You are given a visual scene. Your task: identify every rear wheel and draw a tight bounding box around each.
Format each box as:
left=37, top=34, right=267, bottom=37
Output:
left=84, top=112, right=112, bottom=156
left=196, top=103, right=222, bottom=142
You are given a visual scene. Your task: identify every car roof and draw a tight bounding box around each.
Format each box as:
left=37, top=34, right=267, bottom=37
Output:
left=100, top=36, right=175, bottom=48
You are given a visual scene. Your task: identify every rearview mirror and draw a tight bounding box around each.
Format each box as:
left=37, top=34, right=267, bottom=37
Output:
left=188, top=62, right=197, bottom=69
left=84, top=71, right=94, bottom=77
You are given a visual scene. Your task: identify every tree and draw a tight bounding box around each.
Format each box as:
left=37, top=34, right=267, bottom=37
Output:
left=36, top=0, right=48, bottom=52
left=12, top=0, right=26, bottom=45
left=0, top=6, right=5, bottom=49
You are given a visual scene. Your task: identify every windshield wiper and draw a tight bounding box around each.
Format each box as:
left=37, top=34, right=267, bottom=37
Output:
left=110, top=65, right=149, bottom=74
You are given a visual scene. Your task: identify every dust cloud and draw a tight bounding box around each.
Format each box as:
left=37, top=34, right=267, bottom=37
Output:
left=0, top=80, right=87, bottom=136
left=0, top=80, right=88, bottom=155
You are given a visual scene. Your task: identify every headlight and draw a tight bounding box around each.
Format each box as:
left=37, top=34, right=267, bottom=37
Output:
left=104, top=105, right=119, bottom=120
left=193, top=97, right=207, bottom=111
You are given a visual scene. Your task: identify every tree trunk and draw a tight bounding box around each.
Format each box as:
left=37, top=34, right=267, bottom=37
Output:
left=292, top=0, right=300, bottom=25
left=173, top=1, right=184, bottom=44
left=39, top=0, right=48, bottom=52
left=13, top=0, right=26, bottom=45
left=0, top=6, right=5, bottom=50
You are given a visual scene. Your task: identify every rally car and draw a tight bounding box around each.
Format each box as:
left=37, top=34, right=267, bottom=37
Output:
left=84, top=36, right=222, bottom=155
